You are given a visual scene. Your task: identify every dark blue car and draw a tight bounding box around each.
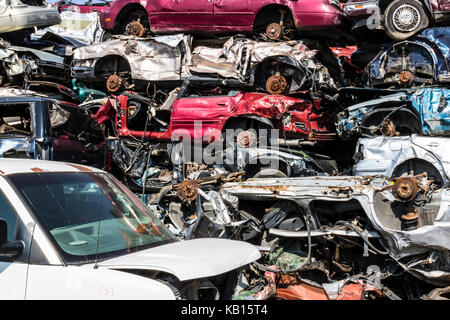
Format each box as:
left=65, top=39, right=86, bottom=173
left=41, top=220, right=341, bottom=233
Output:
left=364, top=28, right=450, bottom=87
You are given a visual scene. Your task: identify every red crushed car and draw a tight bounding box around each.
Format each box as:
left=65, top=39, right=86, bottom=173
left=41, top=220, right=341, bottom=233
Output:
left=94, top=79, right=335, bottom=146
left=99, top=0, right=351, bottom=42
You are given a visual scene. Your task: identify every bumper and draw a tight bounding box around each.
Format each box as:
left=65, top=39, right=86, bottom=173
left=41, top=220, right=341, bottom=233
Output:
left=99, top=10, right=114, bottom=31
left=343, top=1, right=379, bottom=19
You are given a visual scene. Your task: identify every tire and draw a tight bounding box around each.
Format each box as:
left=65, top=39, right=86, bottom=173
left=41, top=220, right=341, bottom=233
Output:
left=384, top=0, right=429, bottom=41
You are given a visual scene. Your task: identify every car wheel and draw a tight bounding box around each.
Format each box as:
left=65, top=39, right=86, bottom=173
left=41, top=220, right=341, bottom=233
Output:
left=384, top=0, right=429, bottom=41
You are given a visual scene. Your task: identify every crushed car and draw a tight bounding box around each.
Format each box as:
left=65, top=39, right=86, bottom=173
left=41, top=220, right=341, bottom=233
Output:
left=0, top=0, right=61, bottom=37
left=353, top=134, right=450, bottom=188
left=336, top=87, right=450, bottom=139
left=0, top=39, right=71, bottom=86
left=365, top=27, right=450, bottom=88
left=219, top=173, right=450, bottom=299
left=93, top=79, right=337, bottom=145
left=0, top=91, right=105, bottom=167
left=71, top=35, right=338, bottom=95
left=0, top=159, right=260, bottom=299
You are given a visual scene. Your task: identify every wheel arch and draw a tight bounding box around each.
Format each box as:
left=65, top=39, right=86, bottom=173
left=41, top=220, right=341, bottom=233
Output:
left=252, top=3, right=295, bottom=32
left=392, top=157, right=447, bottom=187
left=93, top=54, right=132, bottom=77
left=113, top=3, right=149, bottom=33
left=361, top=106, right=423, bottom=135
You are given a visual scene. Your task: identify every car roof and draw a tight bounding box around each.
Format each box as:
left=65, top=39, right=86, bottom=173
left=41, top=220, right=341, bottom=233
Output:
left=0, top=94, right=55, bottom=104
left=0, top=159, right=104, bottom=176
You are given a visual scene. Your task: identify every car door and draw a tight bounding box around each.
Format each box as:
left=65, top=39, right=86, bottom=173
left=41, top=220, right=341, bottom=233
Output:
left=416, top=88, right=450, bottom=136
left=0, top=186, right=32, bottom=299
left=213, top=0, right=253, bottom=27
left=170, top=92, right=242, bottom=142
left=438, top=0, right=450, bottom=11
left=149, top=0, right=213, bottom=28
left=0, top=0, right=12, bottom=33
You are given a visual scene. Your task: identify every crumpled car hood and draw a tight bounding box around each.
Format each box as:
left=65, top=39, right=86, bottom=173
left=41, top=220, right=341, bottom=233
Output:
left=96, top=238, right=261, bottom=281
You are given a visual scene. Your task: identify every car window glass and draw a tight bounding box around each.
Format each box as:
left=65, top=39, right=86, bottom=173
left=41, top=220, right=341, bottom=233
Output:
left=0, top=190, right=18, bottom=242
left=9, top=172, right=177, bottom=264
left=0, top=103, right=33, bottom=137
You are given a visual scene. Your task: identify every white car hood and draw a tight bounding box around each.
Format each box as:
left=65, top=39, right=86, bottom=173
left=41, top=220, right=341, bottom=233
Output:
left=96, top=238, right=261, bottom=281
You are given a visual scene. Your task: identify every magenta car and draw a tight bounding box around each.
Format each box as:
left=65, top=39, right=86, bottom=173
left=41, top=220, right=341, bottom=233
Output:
left=99, top=0, right=350, bottom=41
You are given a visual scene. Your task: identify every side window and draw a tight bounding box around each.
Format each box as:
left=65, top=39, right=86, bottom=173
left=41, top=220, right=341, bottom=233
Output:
left=0, top=103, right=33, bottom=137
left=0, top=190, right=18, bottom=242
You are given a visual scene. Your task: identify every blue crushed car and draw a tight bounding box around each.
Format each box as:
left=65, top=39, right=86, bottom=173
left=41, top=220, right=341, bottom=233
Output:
left=337, top=87, right=450, bottom=138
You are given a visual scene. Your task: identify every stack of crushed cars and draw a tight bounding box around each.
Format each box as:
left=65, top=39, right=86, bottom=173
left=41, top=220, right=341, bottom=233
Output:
left=1, top=0, right=450, bottom=301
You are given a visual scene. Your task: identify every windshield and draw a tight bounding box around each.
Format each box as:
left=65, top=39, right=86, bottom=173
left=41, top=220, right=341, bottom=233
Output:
left=8, top=172, right=177, bottom=264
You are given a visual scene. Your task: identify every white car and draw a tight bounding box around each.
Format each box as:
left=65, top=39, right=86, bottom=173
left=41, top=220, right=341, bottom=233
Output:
left=0, top=0, right=61, bottom=34
left=0, top=159, right=260, bottom=299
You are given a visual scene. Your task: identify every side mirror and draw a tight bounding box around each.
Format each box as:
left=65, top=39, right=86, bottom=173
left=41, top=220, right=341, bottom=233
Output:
left=0, top=219, right=24, bottom=259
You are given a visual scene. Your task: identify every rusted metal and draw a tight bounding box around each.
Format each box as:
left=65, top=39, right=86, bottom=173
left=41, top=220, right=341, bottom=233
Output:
left=30, top=167, right=44, bottom=172
left=126, top=21, right=145, bottom=37
left=66, top=163, right=93, bottom=172
left=266, top=72, right=288, bottom=95
left=393, top=177, right=419, bottom=202
left=397, top=70, right=415, bottom=86
left=106, top=74, right=123, bottom=92
left=236, top=130, right=257, bottom=148
left=422, top=286, right=450, bottom=300
left=265, top=22, right=283, bottom=40
left=380, top=117, right=398, bottom=137
left=177, top=180, right=199, bottom=202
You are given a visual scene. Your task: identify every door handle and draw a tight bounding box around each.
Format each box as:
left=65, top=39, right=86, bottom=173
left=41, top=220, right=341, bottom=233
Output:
left=217, top=103, right=228, bottom=106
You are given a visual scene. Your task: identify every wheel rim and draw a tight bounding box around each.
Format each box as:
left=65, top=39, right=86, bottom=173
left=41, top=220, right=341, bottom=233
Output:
left=265, top=23, right=282, bottom=40
left=392, top=4, right=421, bottom=32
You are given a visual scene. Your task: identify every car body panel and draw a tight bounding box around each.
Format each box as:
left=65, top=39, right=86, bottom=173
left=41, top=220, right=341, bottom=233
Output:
left=0, top=0, right=61, bottom=34
left=99, top=0, right=346, bottom=34
left=337, top=87, right=450, bottom=138
left=96, top=238, right=261, bottom=281
left=353, top=135, right=450, bottom=186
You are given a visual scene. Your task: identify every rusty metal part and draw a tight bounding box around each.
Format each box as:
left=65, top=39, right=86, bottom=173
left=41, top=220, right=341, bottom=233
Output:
left=266, top=73, right=288, bottom=95
left=401, top=211, right=419, bottom=221
left=401, top=211, right=419, bottom=231
left=126, top=21, right=145, bottom=37
left=265, top=22, right=283, bottom=40
left=106, top=74, right=123, bottom=92
left=380, top=118, right=398, bottom=137
left=422, top=286, right=450, bottom=300
left=397, top=70, right=415, bottom=86
left=177, top=180, right=199, bottom=202
left=237, top=130, right=257, bottom=148
left=393, top=177, right=419, bottom=202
